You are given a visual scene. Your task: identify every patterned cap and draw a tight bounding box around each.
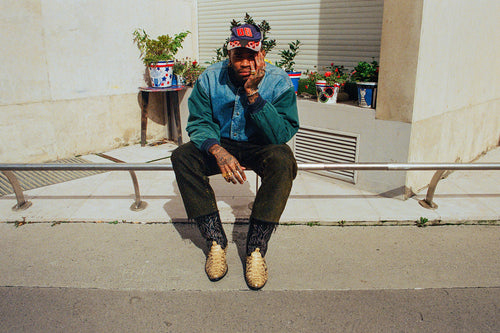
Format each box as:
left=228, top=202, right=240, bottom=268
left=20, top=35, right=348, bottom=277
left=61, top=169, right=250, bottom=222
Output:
left=227, top=24, right=262, bottom=52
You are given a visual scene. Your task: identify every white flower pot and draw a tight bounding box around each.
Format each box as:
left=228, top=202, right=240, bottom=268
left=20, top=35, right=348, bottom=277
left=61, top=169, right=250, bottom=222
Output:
left=316, top=80, right=340, bottom=104
left=148, top=60, right=174, bottom=87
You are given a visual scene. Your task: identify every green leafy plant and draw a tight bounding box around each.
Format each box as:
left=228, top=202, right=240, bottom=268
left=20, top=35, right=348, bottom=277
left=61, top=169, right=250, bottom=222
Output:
left=211, top=13, right=276, bottom=63
left=351, top=60, right=379, bottom=82
left=308, top=63, right=350, bottom=86
left=306, top=221, right=320, bottom=227
left=416, top=216, right=429, bottom=227
left=275, top=40, right=301, bottom=72
left=297, top=78, right=317, bottom=96
left=182, top=60, right=206, bottom=86
left=133, top=29, right=191, bottom=65
left=173, top=57, right=191, bottom=76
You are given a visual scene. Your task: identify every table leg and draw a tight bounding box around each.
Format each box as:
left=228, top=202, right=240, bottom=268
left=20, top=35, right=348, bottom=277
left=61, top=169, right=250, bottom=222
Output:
left=169, top=91, right=183, bottom=145
left=140, top=91, right=149, bottom=146
left=164, top=91, right=174, bottom=142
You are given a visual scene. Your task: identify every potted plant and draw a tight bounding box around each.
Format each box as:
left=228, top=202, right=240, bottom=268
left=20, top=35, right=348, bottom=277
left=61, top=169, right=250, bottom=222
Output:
left=173, top=58, right=191, bottom=86
left=275, top=40, right=301, bottom=94
left=310, top=63, right=349, bottom=104
left=183, top=60, right=206, bottom=86
left=133, top=29, right=190, bottom=87
left=351, top=60, right=379, bottom=108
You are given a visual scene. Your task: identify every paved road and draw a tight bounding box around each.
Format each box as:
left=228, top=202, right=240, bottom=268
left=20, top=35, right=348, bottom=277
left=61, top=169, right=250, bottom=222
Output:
left=1, top=286, right=498, bottom=332
left=1, top=223, right=499, bottom=332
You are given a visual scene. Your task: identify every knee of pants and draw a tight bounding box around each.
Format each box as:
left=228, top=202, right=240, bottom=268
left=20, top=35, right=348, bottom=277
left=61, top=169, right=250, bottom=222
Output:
left=263, top=145, right=297, bottom=179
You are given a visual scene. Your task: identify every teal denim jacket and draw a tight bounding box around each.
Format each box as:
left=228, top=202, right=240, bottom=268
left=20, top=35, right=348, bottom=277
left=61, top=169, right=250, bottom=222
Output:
left=186, top=60, right=299, bottom=152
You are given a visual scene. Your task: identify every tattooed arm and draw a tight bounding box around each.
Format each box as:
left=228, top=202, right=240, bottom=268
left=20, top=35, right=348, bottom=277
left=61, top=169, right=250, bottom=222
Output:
left=208, top=144, right=246, bottom=184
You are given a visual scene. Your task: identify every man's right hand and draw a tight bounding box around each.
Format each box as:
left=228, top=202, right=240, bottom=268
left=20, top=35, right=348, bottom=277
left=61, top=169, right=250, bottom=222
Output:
left=208, top=144, right=247, bottom=184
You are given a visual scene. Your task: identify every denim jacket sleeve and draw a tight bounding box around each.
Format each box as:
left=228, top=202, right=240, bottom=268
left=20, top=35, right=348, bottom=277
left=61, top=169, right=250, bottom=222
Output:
left=248, top=86, right=299, bottom=144
left=186, top=80, right=221, bottom=151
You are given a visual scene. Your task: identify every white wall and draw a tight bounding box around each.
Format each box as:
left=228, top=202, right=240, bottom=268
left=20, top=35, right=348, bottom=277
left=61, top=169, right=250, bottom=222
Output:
left=407, top=0, right=500, bottom=191
left=0, top=0, right=198, bottom=162
left=377, top=0, right=499, bottom=193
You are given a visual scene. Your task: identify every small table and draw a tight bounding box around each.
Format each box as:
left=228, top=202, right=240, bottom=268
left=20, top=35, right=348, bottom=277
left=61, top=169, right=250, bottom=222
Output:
left=139, top=86, right=186, bottom=146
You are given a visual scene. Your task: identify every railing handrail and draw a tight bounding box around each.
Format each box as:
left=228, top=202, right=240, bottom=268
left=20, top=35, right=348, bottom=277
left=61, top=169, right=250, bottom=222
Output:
left=1, top=162, right=499, bottom=212
left=1, top=162, right=499, bottom=171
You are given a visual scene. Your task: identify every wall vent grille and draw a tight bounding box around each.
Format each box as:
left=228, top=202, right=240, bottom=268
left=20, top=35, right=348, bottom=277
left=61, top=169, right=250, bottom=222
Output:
left=294, top=126, right=359, bottom=183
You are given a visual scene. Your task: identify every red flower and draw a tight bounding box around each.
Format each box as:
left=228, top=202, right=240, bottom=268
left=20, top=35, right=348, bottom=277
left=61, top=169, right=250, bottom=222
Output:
left=192, top=61, right=198, bottom=66
left=337, top=75, right=341, bottom=78
left=324, top=71, right=332, bottom=77
left=305, top=85, right=308, bottom=89
left=335, top=68, right=339, bottom=72
left=330, top=63, right=334, bottom=67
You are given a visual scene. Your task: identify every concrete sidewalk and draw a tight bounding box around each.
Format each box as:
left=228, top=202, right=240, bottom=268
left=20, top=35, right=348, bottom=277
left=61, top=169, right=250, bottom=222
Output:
left=0, top=144, right=499, bottom=225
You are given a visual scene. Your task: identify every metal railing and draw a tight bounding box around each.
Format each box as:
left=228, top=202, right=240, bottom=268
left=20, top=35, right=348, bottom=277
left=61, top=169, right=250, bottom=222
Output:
left=1, top=162, right=499, bottom=212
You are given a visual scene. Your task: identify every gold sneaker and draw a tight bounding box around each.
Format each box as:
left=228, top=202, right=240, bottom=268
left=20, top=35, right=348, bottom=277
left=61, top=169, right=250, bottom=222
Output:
left=245, top=248, right=268, bottom=290
left=205, top=241, right=227, bottom=281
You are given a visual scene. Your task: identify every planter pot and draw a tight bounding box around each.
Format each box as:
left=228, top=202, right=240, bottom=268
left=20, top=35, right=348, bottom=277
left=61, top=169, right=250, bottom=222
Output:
left=315, top=80, right=340, bottom=104
left=287, top=71, right=301, bottom=94
left=172, top=74, right=186, bottom=86
left=176, top=75, right=186, bottom=86
left=356, top=82, right=377, bottom=108
left=149, top=60, right=174, bottom=87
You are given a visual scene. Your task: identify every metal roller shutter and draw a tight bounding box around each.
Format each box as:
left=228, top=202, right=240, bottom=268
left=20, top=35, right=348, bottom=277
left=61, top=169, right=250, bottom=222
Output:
left=197, top=0, right=384, bottom=71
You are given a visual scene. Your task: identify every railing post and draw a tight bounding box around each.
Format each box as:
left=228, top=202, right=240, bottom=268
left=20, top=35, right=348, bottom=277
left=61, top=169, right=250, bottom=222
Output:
left=1, top=171, right=32, bottom=211
left=129, top=170, right=147, bottom=211
left=95, top=153, right=148, bottom=212
left=418, top=170, right=446, bottom=209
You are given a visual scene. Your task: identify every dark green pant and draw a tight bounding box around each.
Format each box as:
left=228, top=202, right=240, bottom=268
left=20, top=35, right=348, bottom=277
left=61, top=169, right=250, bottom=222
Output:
left=171, top=138, right=297, bottom=222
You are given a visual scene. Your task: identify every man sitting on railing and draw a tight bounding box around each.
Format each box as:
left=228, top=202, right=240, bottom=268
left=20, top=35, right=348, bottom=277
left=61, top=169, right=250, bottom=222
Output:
left=171, top=23, right=299, bottom=290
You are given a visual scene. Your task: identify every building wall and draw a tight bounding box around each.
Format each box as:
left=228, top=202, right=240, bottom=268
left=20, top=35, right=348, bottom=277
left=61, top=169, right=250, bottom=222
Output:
left=376, top=0, right=423, bottom=123
left=0, top=0, right=198, bottom=162
left=376, top=0, right=499, bottom=193
left=407, top=0, right=500, bottom=191
left=296, top=99, right=411, bottom=196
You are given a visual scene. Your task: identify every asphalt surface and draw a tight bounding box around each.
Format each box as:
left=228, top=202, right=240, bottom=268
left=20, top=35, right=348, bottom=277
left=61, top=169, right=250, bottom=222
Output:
left=1, top=287, right=498, bottom=332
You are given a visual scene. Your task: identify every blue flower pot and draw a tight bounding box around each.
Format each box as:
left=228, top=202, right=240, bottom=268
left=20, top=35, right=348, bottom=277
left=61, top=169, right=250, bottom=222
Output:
left=287, top=71, right=301, bottom=94
left=356, top=82, right=377, bottom=108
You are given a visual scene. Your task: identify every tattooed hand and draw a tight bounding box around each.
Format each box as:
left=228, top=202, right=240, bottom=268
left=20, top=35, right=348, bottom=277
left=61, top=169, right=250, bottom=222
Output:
left=209, top=144, right=246, bottom=184
left=244, top=50, right=266, bottom=104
